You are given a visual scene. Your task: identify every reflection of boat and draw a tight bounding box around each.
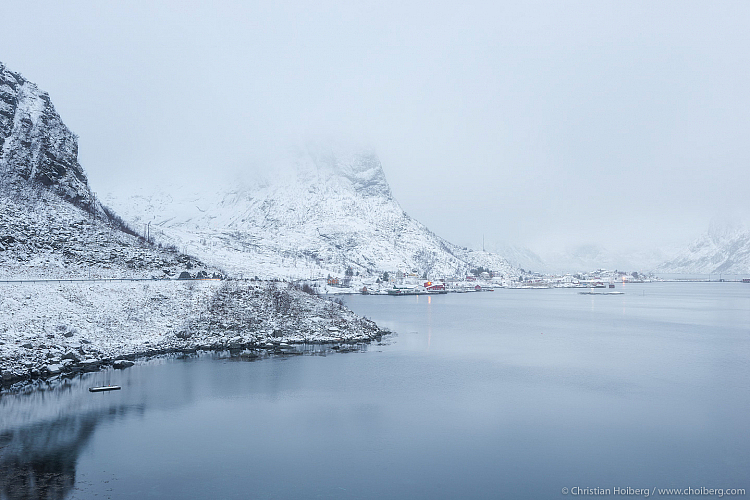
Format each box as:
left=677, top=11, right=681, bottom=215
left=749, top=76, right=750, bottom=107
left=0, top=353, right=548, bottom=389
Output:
left=89, top=385, right=121, bottom=392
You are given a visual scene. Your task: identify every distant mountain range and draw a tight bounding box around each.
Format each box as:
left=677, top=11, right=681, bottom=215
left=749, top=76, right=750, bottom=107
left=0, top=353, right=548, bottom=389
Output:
left=540, top=245, right=671, bottom=274
left=522, top=224, right=750, bottom=275
left=656, top=220, right=750, bottom=275
left=102, top=146, right=517, bottom=279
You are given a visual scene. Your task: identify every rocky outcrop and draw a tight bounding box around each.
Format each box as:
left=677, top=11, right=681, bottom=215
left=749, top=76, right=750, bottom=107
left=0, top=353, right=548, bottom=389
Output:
left=0, top=280, right=387, bottom=388
left=0, top=62, right=101, bottom=215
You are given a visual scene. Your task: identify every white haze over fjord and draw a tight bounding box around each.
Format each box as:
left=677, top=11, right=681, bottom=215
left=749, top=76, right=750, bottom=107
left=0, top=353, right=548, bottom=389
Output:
left=2, top=1, right=749, bottom=269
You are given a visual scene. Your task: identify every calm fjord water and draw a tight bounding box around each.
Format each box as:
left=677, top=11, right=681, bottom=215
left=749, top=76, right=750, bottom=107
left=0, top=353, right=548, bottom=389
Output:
left=1, top=283, right=748, bottom=499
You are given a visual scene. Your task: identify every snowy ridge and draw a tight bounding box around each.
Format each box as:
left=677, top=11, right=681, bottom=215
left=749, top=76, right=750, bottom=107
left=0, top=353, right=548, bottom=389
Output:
left=103, top=146, right=517, bottom=279
left=657, top=220, right=750, bottom=274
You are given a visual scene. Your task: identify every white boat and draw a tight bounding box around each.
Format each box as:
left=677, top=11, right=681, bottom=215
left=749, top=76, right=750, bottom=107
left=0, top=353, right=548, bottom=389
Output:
left=89, top=385, right=121, bottom=392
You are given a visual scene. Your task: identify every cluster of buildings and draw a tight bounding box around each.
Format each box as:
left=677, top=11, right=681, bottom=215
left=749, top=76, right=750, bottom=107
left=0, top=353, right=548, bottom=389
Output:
left=305, top=268, right=654, bottom=295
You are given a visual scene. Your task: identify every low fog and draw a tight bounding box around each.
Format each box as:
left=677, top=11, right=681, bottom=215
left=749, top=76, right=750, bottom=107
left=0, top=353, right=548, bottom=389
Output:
left=2, top=1, right=749, bottom=266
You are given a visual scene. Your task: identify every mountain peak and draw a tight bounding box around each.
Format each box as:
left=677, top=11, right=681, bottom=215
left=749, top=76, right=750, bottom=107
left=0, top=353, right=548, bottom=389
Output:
left=280, top=144, right=392, bottom=199
left=707, top=216, right=746, bottom=244
left=103, top=146, right=514, bottom=279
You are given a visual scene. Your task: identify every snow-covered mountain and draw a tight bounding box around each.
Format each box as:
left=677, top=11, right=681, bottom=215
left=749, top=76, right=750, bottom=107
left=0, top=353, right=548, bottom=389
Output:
left=657, top=220, right=750, bottom=274
left=102, top=146, right=517, bottom=279
left=0, top=61, right=208, bottom=279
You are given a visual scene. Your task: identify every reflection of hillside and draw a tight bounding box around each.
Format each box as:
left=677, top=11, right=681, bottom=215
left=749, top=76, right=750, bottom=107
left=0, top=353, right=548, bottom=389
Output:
left=0, top=350, right=358, bottom=499
left=0, top=407, right=140, bottom=500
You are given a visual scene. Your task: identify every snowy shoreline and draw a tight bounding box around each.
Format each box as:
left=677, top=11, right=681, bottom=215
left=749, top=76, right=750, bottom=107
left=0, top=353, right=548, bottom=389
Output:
left=0, top=279, right=388, bottom=390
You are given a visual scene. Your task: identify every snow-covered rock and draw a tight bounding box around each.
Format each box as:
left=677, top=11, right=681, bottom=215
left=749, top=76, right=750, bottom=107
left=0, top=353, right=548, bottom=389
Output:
left=0, top=280, right=386, bottom=387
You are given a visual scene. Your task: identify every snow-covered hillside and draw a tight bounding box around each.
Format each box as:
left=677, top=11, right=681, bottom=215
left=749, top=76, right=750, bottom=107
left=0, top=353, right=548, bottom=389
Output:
left=0, top=62, right=209, bottom=280
left=102, top=146, right=516, bottom=279
left=657, top=220, right=750, bottom=274
left=0, top=185, right=211, bottom=280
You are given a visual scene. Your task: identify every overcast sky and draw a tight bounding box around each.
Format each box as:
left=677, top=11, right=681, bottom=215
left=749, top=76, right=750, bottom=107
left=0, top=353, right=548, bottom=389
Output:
left=2, top=1, right=749, bottom=259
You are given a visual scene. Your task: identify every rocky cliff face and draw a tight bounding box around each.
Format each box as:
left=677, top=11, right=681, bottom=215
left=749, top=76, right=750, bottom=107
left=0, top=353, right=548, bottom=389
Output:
left=103, top=145, right=517, bottom=278
left=0, top=62, right=100, bottom=214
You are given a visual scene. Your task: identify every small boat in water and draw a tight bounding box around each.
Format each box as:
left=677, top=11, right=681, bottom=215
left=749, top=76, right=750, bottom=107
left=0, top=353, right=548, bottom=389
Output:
left=89, top=385, right=122, bottom=392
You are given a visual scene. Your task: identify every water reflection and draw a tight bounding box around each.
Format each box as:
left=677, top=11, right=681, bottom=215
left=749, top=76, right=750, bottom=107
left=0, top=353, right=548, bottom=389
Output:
left=0, top=371, right=150, bottom=500
left=0, top=345, right=369, bottom=500
left=0, top=400, right=149, bottom=500
left=1, top=413, right=96, bottom=500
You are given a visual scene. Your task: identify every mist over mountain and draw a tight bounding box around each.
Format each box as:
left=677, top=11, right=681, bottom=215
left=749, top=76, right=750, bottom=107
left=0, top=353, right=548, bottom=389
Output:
left=534, top=244, right=671, bottom=274
left=657, top=219, right=750, bottom=274
left=102, top=145, right=517, bottom=279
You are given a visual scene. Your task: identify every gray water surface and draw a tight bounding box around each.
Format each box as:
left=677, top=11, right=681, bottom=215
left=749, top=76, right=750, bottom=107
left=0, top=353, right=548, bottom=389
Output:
left=1, top=283, right=748, bottom=499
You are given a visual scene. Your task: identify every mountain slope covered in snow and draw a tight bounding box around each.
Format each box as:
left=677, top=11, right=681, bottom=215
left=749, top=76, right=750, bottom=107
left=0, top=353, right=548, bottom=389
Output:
left=103, top=146, right=517, bottom=279
left=657, top=221, right=750, bottom=274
